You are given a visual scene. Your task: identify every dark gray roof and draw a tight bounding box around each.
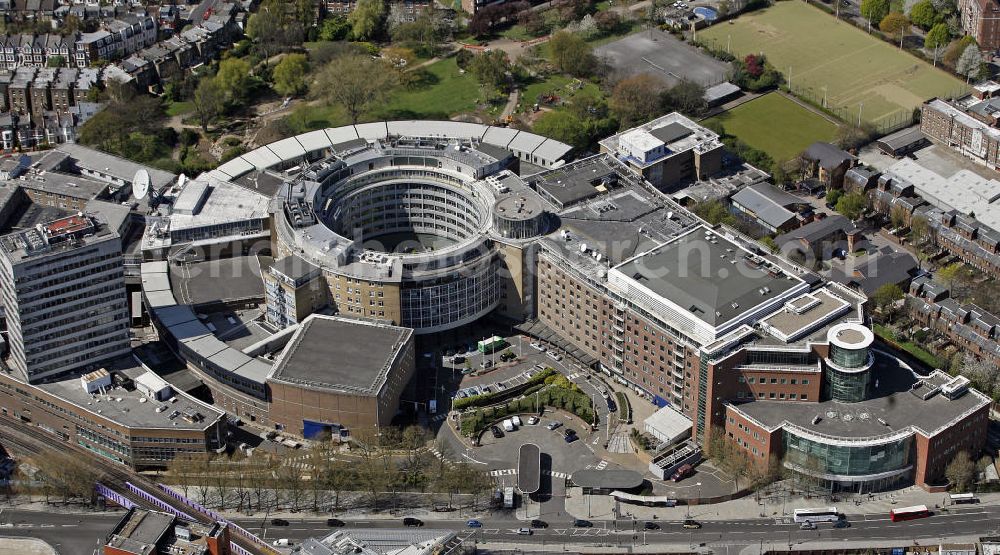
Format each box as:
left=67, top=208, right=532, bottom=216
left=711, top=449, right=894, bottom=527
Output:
left=847, top=251, right=918, bottom=295
left=776, top=215, right=857, bottom=248
left=649, top=122, right=692, bottom=145
left=269, top=315, right=412, bottom=396
left=804, top=142, right=854, bottom=170
left=876, top=126, right=928, bottom=152
left=730, top=183, right=801, bottom=228
left=517, top=443, right=540, bottom=493
left=571, top=469, right=644, bottom=490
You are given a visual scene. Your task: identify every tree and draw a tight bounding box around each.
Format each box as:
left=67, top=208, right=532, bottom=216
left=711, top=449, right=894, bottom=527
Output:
left=909, top=0, right=937, bottom=29
left=826, top=188, right=844, bottom=208
left=320, top=15, right=352, bottom=41
left=469, top=49, right=511, bottom=92
left=760, top=236, right=778, bottom=253
left=660, top=80, right=708, bottom=117
left=956, top=43, right=984, bottom=81
left=836, top=191, right=867, bottom=220
left=533, top=110, right=588, bottom=148
left=246, top=0, right=306, bottom=57
left=889, top=204, right=908, bottom=229
left=548, top=30, right=596, bottom=77
left=872, top=283, right=904, bottom=316
left=594, top=10, right=623, bottom=35
left=314, top=53, right=397, bottom=124
left=273, top=53, right=310, bottom=97
left=707, top=426, right=750, bottom=491
left=937, top=261, right=963, bottom=289
left=944, top=35, right=977, bottom=67
left=925, top=22, right=950, bottom=64
left=945, top=451, right=976, bottom=492
left=349, top=0, right=388, bottom=40
left=216, top=57, right=253, bottom=106
left=861, top=0, right=891, bottom=25
left=879, top=12, right=909, bottom=42
left=610, top=73, right=665, bottom=129
left=46, top=55, right=65, bottom=68
left=193, top=77, right=227, bottom=132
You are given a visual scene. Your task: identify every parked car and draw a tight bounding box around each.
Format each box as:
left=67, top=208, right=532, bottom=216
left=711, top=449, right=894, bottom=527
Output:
left=517, top=527, right=533, bottom=535
left=547, top=421, right=562, bottom=430
left=799, top=521, right=817, bottom=530
left=547, top=351, right=563, bottom=362
left=527, top=416, right=539, bottom=425
left=573, top=519, right=593, bottom=528
left=403, top=518, right=424, bottom=527
left=273, top=539, right=290, bottom=546
left=452, top=355, right=466, bottom=364
left=682, top=519, right=701, bottom=529
left=466, top=519, right=483, bottom=528
left=643, top=522, right=660, bottom=530
left=606, top=398, right=617, bottom=412
left=491, top=426, right=504, bottom=438
left=270, top=518, right=289, bottom=526
left=511, top=416, right=522, bottom=427
left=833, top=519, right=850, bottom=529
left=530, top=342, right=546, bottom=351
left=326, top=518, right=345, bottom=527
left=564, top=433, right=578, bottom=443
left=530, top=519, right=548, bottom=528
left=671, top=463, right=694, bottom=482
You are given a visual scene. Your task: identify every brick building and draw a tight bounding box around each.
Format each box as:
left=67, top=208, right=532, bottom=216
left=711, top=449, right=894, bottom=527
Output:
left=960, top=0, right=1000, bottom=52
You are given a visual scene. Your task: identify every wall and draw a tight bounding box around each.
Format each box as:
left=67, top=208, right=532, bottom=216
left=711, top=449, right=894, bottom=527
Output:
left=913, top=403, right=989, bottom=487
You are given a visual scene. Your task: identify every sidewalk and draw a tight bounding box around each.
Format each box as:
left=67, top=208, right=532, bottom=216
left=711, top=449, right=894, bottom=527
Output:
left=564, top=485, right=1000, bottom=522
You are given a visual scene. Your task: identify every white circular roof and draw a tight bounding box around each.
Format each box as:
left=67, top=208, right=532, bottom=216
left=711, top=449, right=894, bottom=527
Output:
left=827, top=322, right=874, bottom=350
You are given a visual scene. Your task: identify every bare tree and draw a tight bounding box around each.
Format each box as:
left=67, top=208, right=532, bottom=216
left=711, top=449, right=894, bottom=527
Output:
left=313, top=54, right=397, bottom=125
left=276, top=461, right=305, bottom=512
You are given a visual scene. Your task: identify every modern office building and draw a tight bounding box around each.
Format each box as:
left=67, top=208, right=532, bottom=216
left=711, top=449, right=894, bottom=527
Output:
left=598, top=113, right=724, bottom=191
left=0, top=213, right=131, bottom=382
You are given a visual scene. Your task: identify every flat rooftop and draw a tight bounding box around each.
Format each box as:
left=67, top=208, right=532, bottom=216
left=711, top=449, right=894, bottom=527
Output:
left=28, top=356, right=224, bottom=431
left=599, top=112, right=722, bottom=168
left=612, top=227, right=803, bottom=327
left=169, top=255, right=268, bottom=305
left=106, top=509, right=174, bottom=555
left=531, top=155, right=624, bottom=208
left=733, top=354, right=990, bottom=439
left=269, top=315, right=412, bottom=396
left=0, top=214, right=118, bottom=263
left=759, top=287, right=854, bottom=343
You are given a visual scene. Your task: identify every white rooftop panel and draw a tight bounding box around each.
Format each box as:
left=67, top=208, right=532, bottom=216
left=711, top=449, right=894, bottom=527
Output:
left=533, top=139, right=573, bottom=165
left=171, top=319, right=212, bottom=343
left=241, top=146, right=283, bottom=170
left=140, top=261, right=169, bottom=276
left=186, top=335, right=228, bottom=358
left=507, top=131, right=547, bottom=154
left=387, top=120, right=488, bottom=139
left=141, top=272, right=171, bottom=293
left=152, top=305, right=198, bottom=327
left=145, top=289, right=177, bottom=308
left=324, top=125, right=360, bottom=145
left=354, top=122, right=390, bottom=140
left=205, top=169, right=233, bottom=182
left=482, top=126, right=520, bottom=148
left=234, top=358, right=273, bottom=383
left=270, top=137, right=307, bottom=161
left=216, top=156, right=256, bottom=179
left=296, top=130, right=334, bottom=154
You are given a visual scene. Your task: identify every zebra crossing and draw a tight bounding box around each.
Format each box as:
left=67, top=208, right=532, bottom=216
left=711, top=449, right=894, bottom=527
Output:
left=490, top=468, right=517, bottom=477
left=488, top=468, right=571, bottom=479
left=607, top=431, right=631, bottom=454
left=430, top=413, right=448, bottom=423
left=595, top=460, right=608, bottom=470
left=566, top=373, right=581, bottom=380
left=544, top=470, right=570, bottom=479
left=428, top=447, right=457, bottom=468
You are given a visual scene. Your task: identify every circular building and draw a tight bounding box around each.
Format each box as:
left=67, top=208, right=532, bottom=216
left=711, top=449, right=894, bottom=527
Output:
left=823, top=322, right=875, bottom=402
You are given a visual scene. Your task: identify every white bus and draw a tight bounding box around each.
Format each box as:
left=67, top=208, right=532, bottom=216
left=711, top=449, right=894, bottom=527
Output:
left=949, top=493, right=978, bottom=505
left=793, top=507, right=840, bottom=523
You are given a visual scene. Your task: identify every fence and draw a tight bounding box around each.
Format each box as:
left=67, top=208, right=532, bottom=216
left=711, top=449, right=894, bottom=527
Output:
left=125, top=481, right=197, bottom=521
left=95, top=482, right=135, bottom=510
left=157, top=483, right=274, bottom=551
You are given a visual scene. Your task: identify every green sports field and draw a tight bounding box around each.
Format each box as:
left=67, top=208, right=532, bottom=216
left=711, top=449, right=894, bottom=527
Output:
left=706, top=92, right=838, bottom=161
left=701, top=1, right=967, bottom=126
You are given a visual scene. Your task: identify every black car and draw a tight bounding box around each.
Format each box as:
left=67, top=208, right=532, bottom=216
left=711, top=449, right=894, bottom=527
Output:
left=270, top=518, right=289, bottom=526
left=326, top=518, right=345, bottom=527
left=403, top=517, right=424, bottom=527
left=606, top=398, right=617, bottom=412
left=563, top=428, right=577, bottom=438
left=643, top=521, right=660, bottom=530
left=530, top=519, right=548, bottom=528
left=833, top=519, right=850, bottom=529
left=491, top=425, right=504, bottom=438
left=572, top=519, right=593, bottom=528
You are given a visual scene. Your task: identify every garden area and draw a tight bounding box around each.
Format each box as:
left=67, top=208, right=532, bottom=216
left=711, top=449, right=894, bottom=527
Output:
left=458, top=371, right=595, bottom=437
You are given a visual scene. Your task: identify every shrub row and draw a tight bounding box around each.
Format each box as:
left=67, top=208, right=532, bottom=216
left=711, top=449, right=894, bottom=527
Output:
left=452, top=368, right=556, bottom=411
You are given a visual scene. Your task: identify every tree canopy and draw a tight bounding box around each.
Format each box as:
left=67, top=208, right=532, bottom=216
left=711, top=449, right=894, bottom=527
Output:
left=861, top=0, right=890, bottom=23
left=924, top=22, right=950, bottom=50
left=313, top=53, right=397, bottom=124
left=532, top=110, right=588, bottom=148
left=349, top=0, right=388, bottom=41
left=609, top=74, right=665, bottom=129
left=879, top=11, right=909, bottom=35
left=548, top=30, right=597, bottom=77
left=273, top=53, right=310, bottom=97
left=909, top=0, right=938, bottom=29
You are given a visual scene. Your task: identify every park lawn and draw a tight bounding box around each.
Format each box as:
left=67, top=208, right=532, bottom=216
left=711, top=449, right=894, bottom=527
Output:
left=522, top=74, right=603, bottom=109
left=166, top=101, right=194, bottom=117
left=705, top=93, right=838, bottom=162
left=377, top=58, right=483, bottom=118
left=700, top=0, right=966, bottom=127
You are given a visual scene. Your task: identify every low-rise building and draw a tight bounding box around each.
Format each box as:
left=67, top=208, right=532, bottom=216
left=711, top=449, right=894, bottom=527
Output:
left=801, top=142, right=855, bottom=190
left=599, top=112, right=724, bottom=192
left=730, top=182, right=809, bottom=234
left=909, top=276, right=1000, bottom=366
left=103, top=507, right=230, bottom=555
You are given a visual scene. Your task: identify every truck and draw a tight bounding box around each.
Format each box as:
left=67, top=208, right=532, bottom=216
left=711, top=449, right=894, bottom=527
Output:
left=502, top=418, right=515, bottom=432
left=478, top=336, right=507, bottom=354
left=503, top=486, right=515, bottom=509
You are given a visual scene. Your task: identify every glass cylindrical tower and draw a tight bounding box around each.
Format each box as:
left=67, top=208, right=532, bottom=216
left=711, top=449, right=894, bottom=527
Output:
left=824, top=323, right=875, bottom=402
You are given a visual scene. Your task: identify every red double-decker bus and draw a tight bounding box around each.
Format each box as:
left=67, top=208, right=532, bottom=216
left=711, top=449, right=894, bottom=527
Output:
left=890, top=505, right=930, bottom=522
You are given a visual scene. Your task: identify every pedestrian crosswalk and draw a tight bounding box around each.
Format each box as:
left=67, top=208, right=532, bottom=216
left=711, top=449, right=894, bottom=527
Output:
left=595, top=460, right=608, bottom=470
left=430, top=413, right=447, bottom=422
left=544, top=470, right=570, bottom=479
left=490, top=468, right=517, bottom=477
left=566, top=373, right=580, bottom=380
left=428, top=447, right=456, bottom=468
left=489, top=468, right=570, bottom=479
left=607, top=431, right=631, bottom=454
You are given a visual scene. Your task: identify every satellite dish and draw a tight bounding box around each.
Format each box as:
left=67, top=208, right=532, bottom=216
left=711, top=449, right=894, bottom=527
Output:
left=132, top=169, right=150, bottom=200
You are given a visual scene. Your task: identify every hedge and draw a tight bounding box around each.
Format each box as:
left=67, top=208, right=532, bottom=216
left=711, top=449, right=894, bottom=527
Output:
left=616, top=391, right=632, bottom=424
left=452, top=368, right=556, bottom=410
left=459, top=382, right=594, bottom=437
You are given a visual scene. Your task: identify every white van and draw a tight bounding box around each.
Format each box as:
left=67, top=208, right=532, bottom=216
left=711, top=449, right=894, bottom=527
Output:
left=511, top=415, right=522, bottom=427
left=272, top=538, right=290, bottom=546
left=502, top=419, right=515, bottom=432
